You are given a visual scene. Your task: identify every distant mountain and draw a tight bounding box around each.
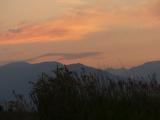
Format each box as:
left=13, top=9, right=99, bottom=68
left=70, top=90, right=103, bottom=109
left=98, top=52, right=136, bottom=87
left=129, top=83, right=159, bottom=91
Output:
left=0, top=61, right=114, bottom=101
left=2, top=60, right=160, bottom=101
left=107, top=61, right=160, bottom=80
left=0, top=62, right=63, bottom=101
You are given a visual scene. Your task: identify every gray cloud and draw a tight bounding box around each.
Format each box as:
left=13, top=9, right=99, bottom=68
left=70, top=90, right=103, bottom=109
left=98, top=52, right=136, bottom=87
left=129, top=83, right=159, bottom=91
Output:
left=26, top=52, right=102, bottom=61
left=0, top=52, right=101, bottom=66
left=8, top=28, right=23, bottom=33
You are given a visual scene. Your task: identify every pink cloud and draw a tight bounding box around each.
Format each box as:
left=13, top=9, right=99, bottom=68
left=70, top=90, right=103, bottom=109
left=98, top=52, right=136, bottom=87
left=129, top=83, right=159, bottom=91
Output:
left=0, top=1, right=160, bottom=45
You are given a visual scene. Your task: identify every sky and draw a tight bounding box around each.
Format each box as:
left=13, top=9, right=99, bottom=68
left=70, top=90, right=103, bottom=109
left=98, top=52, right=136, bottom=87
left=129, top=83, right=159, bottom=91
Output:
left=0, top=0, right=160, bottom=68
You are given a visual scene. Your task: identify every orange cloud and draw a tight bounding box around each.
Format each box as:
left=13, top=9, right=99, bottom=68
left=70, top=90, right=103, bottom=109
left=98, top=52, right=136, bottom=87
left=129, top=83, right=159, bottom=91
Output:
left=0, top=8, right=107, bottom=45
left=149, top=0, right=160, bottom=18
left=0, top=1, right=160, bottom=45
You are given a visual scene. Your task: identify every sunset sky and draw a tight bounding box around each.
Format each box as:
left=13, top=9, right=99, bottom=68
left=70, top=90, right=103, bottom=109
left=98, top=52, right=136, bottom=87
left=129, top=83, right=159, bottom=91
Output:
left=0, top=0, right=160, bottom=68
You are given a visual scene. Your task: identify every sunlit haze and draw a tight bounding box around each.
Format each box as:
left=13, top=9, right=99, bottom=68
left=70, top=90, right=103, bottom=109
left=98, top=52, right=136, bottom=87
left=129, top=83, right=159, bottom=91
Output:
left=1, top=0, right=160, bottom=68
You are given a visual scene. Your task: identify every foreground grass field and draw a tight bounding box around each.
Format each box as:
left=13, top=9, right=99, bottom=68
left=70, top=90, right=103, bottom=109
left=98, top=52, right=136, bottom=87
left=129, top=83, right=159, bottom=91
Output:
left=1, top=66, right=160, bottom=120
left=0, top=112, right=37, bottom=120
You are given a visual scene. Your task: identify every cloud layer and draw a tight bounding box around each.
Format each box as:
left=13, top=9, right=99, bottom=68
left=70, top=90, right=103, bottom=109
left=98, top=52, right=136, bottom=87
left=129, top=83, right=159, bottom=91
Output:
left=26, top=52, right=101, bottom=62
left=0, top=0, right=160, bottom=45
left=0, top=7, right=106, bottom=44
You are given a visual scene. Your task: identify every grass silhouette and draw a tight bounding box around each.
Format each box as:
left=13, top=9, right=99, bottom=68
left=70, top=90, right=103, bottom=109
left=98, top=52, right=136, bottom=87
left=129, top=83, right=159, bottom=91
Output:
left=1, top=66, right=160, bottom=120
left=29, top=66, right=160, bottom=120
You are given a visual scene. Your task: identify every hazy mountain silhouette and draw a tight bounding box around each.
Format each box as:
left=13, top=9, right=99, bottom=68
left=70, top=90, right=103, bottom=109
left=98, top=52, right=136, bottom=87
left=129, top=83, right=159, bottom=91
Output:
left=0, top=61, right=114, bottom=101
left=0, top=61, right=63, bottom=101
left=1, top=60, right=160, bottom=101
left=107, top=61, right=160, bottom=80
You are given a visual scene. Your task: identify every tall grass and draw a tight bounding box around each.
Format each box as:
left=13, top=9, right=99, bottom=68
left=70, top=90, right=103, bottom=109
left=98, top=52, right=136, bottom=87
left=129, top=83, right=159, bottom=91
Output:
left=30, top=66, right=160, bottom=120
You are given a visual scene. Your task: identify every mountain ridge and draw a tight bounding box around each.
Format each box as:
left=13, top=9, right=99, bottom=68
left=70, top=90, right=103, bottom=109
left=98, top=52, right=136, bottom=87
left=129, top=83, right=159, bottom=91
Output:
left=1, top=60, right=160, bottom=101
left=0, top=61, right=114, bottom=101
left=107, top=60, right=160, bottom=80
